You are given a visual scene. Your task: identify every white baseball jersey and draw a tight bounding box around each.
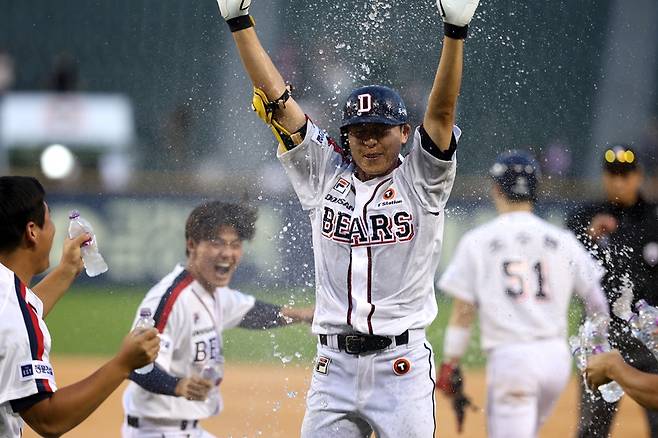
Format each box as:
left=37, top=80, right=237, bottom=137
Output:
left=0, top=263, right=57, bottom=437
left=122, top=264, right=255, bottom=420
left=278, top=119, right=459, bottom=336
left=439, top=211, right=607, bottom=351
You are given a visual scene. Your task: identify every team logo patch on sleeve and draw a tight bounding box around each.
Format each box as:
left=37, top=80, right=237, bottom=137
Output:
left=18, top=361, right=55, bottom=382
left=393, top=358, right=411, bottom=376
left=315, top=356, right=331, bottom=375
left=332, top=178, right=350, bottom=195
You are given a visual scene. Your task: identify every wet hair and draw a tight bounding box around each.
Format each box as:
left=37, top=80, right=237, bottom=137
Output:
left=185, top=201, right=257, bottom=252
left=0, top=176, right=46, bottom=252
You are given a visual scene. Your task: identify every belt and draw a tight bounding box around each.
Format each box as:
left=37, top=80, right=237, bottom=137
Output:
left=319, top=330, right=409, bottom=354
left=126, top=415, right=198, bottom=430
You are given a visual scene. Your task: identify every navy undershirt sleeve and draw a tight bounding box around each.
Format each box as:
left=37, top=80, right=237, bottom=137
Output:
left=10, top=392, right=53, bottom=413
left=239, top=300, right=286, bottom=329
left=419, top=124, right=457, bottom=160
left=129, top=363, right=180, bottom=396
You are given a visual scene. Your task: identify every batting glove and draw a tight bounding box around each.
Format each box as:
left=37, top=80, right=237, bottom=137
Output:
left=436, top=361, right=462, bottom=395
left=217, top=0, right=254, bottom=32
left=437, top=0, right=480, bottom=39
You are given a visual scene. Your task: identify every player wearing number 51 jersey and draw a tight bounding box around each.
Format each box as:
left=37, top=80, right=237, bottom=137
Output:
left=436, top=151, right=609, bottom=437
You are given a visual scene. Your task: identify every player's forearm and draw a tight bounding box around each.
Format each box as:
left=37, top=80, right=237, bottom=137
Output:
left=608, top=360, right=658, bottom=410
left=32, top=264, right=78, bottom=317
left=22, top=357, right=129, bottom=436
left=423, top=37, right=464, bottom=151
left=232, top=28, right=306, bottom=132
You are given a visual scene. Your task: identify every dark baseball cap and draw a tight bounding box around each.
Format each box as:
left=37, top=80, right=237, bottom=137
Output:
left=603, top=145, right=639, bottom=174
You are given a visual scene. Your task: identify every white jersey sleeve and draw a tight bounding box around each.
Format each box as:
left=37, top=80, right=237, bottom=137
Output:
left=219, top=288, right=256, bottom=330
left=399, top=126, right=460, bottom=214
left=438, top=232, right=477, bottom=304
left=277, top=118, right=349, bottom=210
left=0, top=265, right=56, bottom=437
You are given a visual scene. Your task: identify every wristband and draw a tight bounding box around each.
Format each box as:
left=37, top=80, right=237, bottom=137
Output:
left=444, top=23, right=468, bottom=40
left=443, top=325, right=471, bottom=359
left=227, top=15, right=255, bottom=32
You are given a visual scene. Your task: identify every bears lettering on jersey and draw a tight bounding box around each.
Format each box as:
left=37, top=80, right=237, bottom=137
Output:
left=321, top=206, right=414, bottom=246
left=194, top=336, right=220, bottom=362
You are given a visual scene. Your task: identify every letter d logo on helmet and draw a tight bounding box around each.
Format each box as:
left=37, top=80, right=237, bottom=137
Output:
left=340, top=85, right=408, bottom=154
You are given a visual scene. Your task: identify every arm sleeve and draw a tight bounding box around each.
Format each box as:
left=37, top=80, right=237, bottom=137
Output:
left=10, top=392, right=53, bottom=413
left=438, top=235, right=478, bottom=304
left=0, top=289, right=57, bottom=406
left=277, top=118, right=347, bottom=210
left=399, top=125, right=460, bottom=214
left=128, top=363, right=180, bottom=396
left=239, top=300, right=287, bottom=329
left=570, top=234, right=609, bottom=316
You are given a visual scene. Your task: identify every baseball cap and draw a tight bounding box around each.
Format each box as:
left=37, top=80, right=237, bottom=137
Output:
left=603, top=145, right=638, bottom=174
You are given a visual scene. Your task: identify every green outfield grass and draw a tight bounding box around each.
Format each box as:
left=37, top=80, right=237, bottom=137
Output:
left=45, top=285, right=583, bottom=368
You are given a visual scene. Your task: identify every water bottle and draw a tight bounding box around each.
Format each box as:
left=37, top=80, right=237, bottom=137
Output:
left=635, top=300, right=658, bottom=355
left=67, top=210, right=108, bottom=277
left=200, top=357, right=224, bottom=386
left=134, top=308, right=155, bottom=374
left=571, top=316, right=624, bottom=403
left=588, top=317, right=625, bottom=403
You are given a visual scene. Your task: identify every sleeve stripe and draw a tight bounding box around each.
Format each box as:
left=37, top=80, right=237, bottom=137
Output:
left=14, top=275, right=53, bottom=393
left=153, top=270, right=194, bottom=332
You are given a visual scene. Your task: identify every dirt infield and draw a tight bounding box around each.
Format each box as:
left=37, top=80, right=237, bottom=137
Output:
left=23, top=357, right=648, bottom=437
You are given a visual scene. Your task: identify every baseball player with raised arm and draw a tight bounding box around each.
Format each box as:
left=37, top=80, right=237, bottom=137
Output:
left=0, top=176, right=159, bottom=438
left=436, top=151, right=610, bottom=438
left=122, top=201, right=313, bottom=438
left=215, top=0, right=480, bottom=436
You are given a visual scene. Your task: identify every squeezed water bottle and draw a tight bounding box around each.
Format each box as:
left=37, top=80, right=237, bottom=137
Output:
left=201, top=357, right=224, bottom=386
left=588, top=317, right=625, bottom=403
left=134, top=308, right=155, bottom=374
left=68, top=210, right=108, bottom=277
left=635, top=300, right=658, bottom=355
left=571, top=316, right=624, bottom=403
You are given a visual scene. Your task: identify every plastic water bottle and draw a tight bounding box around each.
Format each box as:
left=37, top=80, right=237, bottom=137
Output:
left=589, top=318, right=625, bottom=402
left=133, top=308, right=155, bottom=374
left=67, top=210, right=108, bottom=277
left=635, top=300, right=658, bottom=355
left=571, top=316, right=625, bottom=403
left=201, top=357, right=224, bottom=386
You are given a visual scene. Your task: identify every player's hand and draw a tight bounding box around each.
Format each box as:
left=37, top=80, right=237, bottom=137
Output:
left=437, top=0, right=480, bottom=27
left=175, top=376, right=214, bottom=401
left=281, top=306, right=315, bottom=324
left=588, top=214, right=618, bottom=240
left=586, top=350, right=623, bottom=389
left=56, top=233, right=90, bottom=277
left=436, top=361, right=461, bottom=396
left=216, top=0, right=251, bottom=21
left=116, top=328, right=160, bottom=373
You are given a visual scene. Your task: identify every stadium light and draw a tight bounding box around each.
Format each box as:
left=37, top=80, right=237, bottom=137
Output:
left=40, top=144, right=76, bottom=179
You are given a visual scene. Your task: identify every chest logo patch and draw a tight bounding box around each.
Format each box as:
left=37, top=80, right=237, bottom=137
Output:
left=383, top=188, right=396, bottom=200
left=315, top=356, right=331, bottom=375
left=393, top=358, right=411, bottom=376
left=333, top=178, right=350, bottom=195
left=643, top=242, right=658, bottom=267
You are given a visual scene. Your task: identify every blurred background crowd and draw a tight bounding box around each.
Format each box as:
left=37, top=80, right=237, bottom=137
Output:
left=1, top=0, right=657, bottom=287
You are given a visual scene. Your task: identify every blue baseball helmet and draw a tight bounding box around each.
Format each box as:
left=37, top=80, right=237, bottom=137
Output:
left=489, top=150, right=541, bottom=201
left=339, top=85, right=408, bottom=152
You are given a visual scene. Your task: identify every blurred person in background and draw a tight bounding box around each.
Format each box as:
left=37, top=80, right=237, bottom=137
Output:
left=567, top=145, right=658, bottom=437
left=122, top=201, right=313, bottom=438
left=0, top=175, right=160, bottom=438
left=586, top=350, right=658, bottom=411
left=436, top=151, right=609, bottom=437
